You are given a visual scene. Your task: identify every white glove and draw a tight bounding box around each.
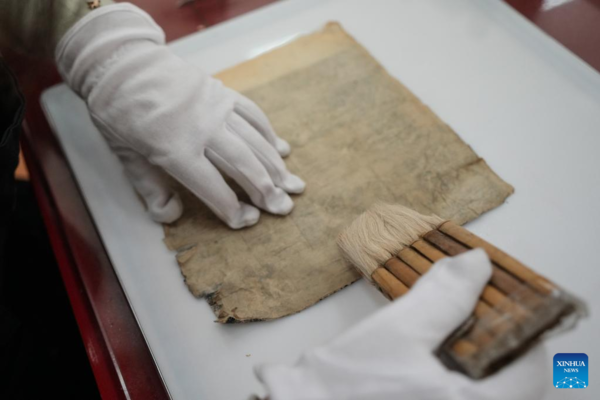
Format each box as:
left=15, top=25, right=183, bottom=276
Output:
left=257, top=249, right=548, bottom=400
left=55, top=3, right=305, bottom=228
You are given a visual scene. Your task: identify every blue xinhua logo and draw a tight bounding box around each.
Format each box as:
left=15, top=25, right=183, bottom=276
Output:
left=554, top=353, right=588, bottom=389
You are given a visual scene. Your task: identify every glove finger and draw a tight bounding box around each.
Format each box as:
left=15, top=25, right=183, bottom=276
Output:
left=116, top=148, right=183, bottom=223
left=161, top=154, right=260, bottom=229
left=454, top=344, right=548, bottom=400
left=206, top=128, right=295, bottom=216
left=392, top=248, right=493, bottom=349
left=229, top=112, right=305, bottom=194
left=233, top=92, right=291, bottom=157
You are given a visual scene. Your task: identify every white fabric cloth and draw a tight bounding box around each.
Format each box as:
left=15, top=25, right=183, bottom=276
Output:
left=257, top=249, right=548, bottom=400
left=55, top=3, right=305, bottom=228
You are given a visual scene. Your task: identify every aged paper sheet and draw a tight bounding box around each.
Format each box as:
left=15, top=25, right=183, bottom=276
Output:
left=163, top=23, right=513, bottom=323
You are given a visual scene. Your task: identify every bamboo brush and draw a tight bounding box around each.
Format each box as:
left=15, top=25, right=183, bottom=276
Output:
left=337, top=203, right=586, bottom=379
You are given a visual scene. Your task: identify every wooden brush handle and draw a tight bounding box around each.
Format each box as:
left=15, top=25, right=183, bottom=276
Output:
left=383, top=257, right=497, bottom=348
left=438, top=221, right=556, bottom=295
left=372, top=268, right=409, bottom=299
left=397, top=247, right=529, bottom=319
left=385, top=255, right=495, bottom=318
left=370, top=265, right=482, bottom=357
left=384, top=257, right=499, bottom=322
left=382, top=251, right=501, bottom=353
left=369, top=223, right=561, bottom=362
left=419, top=231, right=545, bottom=313
left=419, top=232, right=526, bottom=294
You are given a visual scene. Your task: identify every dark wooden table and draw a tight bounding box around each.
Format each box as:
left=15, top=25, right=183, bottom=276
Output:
left=4, top=0, right=600, bottom=398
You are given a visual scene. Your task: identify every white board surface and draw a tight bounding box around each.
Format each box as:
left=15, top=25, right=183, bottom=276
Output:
left=42, top=0, right=600, bottom=398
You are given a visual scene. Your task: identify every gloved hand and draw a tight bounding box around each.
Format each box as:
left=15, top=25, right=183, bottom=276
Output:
left=256, top=249, right=548, bottom=400
left=55, top=3, right=305, bottom=228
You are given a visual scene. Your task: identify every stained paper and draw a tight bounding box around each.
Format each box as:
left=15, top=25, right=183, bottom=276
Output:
left=163, top=23, right=513, bottom=322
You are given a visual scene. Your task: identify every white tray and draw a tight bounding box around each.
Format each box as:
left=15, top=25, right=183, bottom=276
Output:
left=42, top=0, right=600, bottom=398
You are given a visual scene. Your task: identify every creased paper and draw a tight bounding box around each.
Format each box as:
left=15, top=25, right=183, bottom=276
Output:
left=163, top=23, right=514, bottom=323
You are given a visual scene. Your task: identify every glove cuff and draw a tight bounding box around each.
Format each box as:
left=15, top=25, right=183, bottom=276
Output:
left=55, top=2, right=165, bottom=99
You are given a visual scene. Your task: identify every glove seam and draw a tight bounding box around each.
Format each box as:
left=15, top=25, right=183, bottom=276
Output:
left=156, top=156, right=235, bottom=226
left=234, top=103, right=278, bottom=147
left=86, top=39, right=158, bottom=101
left=92, top=113, right=232, bottom=224
left=55, top=3, right=162, bottom=63
left=227, top=118, right=286, bottom=184
left=205, top=146, right=270, bottom=206
left=55, top=3, right=165, bottom=92
left=89, top=111, right=142, bottom=158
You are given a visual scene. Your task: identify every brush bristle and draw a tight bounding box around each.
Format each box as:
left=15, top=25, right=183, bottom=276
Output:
left=337, top=203, right=444, bottom=280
